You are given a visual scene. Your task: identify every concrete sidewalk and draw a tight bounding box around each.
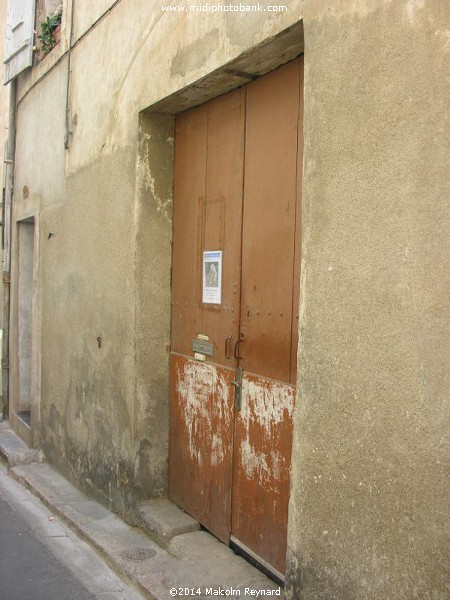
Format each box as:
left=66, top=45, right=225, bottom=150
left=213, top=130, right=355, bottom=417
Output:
left=0, top=422, right=283, bottom=600
left=0, top=464, right=147, bottom=600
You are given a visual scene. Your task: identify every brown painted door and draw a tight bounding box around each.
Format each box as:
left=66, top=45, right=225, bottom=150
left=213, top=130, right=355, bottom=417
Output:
left=230, top=58, right=302, bottom=578
left=169, top=57, right=303, bottom=576
left=169, top=87, right=245, bottom=543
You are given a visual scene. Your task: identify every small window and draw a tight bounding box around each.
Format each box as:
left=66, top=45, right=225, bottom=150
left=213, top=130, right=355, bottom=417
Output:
left=4, top=0, right=36, bottom=83
left=35, top=1, right=62, bottom=60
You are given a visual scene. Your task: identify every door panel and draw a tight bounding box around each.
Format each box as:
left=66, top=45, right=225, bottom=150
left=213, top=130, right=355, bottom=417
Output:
left=231, top=374, right=295, bottom=576
left=170, top=89, right=245, bottom=364
left=239, top=59, right=301, bottom=384
left=169, top=355, right=234, bottom=542
left=200, top=89, right=245, bottom=365
left=230, top=58, right=302, bottom=574
left=171, top=103, right=207, bottom=357
left=169, top=88, right=245, bottom=540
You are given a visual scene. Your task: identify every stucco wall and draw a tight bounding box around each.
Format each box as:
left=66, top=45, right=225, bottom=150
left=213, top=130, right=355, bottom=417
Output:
left=8, top=0, right=449, bottom=594
left=12, top=0, right=303, bottom=513
left=0, top=0, right=8, bottom=198
left=15, top=60, right=66, bottom=209
left=286, top=1, right=450, bottom=598
left=0, top=0, right=8, bottom=409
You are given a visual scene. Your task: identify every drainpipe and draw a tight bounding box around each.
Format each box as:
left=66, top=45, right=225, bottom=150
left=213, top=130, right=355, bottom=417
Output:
left=1, top=78, right=17, bottom=422
left=64, top=0, right=75, bottom=149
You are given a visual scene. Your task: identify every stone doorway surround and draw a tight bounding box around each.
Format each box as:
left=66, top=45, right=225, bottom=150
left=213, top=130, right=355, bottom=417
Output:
left=133, top=18, right=304, bottom=496
left=133, top=17, right=304, bottom=581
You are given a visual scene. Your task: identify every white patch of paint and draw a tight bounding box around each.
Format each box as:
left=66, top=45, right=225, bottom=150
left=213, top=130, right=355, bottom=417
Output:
left=240, top=437, right=285, bottom=489
left=240, top=437, right=270, bottom=484
left=244, top=378, right=294, bottom=434
left=239, top=377, right=294, bottom=487
left=176, top=360, right=230, bottom=467
left=137, top=143, right=172, bottom=222
left=211, top=433, right=223, bottom=467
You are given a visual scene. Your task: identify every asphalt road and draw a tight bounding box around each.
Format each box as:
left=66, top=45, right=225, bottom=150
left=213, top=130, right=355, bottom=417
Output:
left=0, top=492, right=95, bottom=600
left=0, top=464, right=146, bottom=600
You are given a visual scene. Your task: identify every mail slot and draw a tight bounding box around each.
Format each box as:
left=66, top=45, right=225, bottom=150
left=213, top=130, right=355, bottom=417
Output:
left=192, top=339, right=214, bottom=356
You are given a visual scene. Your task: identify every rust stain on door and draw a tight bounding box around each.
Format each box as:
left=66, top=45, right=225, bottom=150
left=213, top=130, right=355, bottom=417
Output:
left=232, top=374, right=295, bottom=575
left=169, top=87, right=245, bottom=543
left=229, top=58, right=302, bottom=576
left=169, top=354, right=234, bottom=542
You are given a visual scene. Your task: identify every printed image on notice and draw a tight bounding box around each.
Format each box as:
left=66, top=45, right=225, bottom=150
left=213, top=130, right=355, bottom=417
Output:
left=202, top=250, right=222, bottom=304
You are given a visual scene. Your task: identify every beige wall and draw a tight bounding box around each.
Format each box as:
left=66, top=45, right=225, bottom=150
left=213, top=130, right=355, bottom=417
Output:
left=12, top=0, right=303, bottom=514
left=0, top=0, right=10, bottom=403
left=8, top=0, right=449, bottom=596
left=0, top=0, right=8, bottom=188
left=0, top=0, right=10, bottom=328
left=287, top=1, right=450, bottom=598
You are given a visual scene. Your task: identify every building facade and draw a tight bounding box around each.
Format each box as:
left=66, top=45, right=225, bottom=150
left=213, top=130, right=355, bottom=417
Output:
left=1, top=0, right=449, bottom=598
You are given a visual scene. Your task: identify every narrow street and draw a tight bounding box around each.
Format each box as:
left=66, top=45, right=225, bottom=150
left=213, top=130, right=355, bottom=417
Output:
left=0, top=464, right=146, bottom=600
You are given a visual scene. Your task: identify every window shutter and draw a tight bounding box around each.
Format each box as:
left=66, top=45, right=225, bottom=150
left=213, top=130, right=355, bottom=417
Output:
left=4, top=0, right=36, bottom=84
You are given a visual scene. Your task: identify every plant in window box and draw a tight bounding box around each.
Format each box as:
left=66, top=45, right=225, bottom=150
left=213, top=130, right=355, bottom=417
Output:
left=38, top=7, right=62, bottom=55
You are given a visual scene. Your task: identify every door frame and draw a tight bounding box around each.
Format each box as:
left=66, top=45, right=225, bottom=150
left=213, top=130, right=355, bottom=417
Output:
left=9, top=208, right=41, bottom=448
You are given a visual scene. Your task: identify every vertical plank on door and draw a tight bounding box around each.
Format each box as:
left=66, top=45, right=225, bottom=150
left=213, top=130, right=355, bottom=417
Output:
left=239, top=59, right=301, bottom=383
left=200, top=88, right=245, bottom=365
left=171, top=104, right=207, bottom=357
left=169, top=89, right=245, bottom=542
left=231, top=58, right=302, bottom=575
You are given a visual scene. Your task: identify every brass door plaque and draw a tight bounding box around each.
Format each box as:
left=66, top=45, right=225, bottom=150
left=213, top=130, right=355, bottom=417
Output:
left=192, top=340, right=214, bottom=356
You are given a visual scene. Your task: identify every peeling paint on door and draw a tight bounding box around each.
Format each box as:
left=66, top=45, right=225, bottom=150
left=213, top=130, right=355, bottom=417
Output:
left=232, top=374, right=295, bottom=575
left=176, top=359, right=231, bottom=467
left=169, top=354, right=234, bottom=543
left=239, top=378, right=294, bottom=488
left=169, top=57, right=303, bottom=577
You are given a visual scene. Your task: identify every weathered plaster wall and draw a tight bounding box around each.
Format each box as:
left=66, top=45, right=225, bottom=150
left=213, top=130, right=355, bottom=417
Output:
left=0, top=0, right=7, bottom=163
left=0, top=0, right=9, bottom=408
left=11, top=59, right=67, bottom=446
left=286, top=1, right=450, bottom=598
left=66, top=0, right=303, bottom=174
left=12, top=0, right=303, bottom=514
left=15, top=61, right=66, bottom=209
left=133, top=113, right=174, bottom=498
left=40, top=146, right=137, bottom=513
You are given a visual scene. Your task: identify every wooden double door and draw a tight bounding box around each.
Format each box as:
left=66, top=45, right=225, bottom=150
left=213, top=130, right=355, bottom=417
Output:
left=169, top=57, right=303, bottom=578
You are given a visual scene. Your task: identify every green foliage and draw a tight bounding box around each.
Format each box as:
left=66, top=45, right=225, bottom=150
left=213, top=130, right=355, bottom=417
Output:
left=38, top=9, right=62, bottom=55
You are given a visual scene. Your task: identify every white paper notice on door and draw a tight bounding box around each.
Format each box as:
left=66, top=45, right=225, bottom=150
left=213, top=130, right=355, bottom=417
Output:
left=202, top=250, right=222, bottom=304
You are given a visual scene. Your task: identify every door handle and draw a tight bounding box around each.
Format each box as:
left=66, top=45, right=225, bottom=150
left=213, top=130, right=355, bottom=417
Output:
left=225, top=334, right=233, bottom=360
left=233, top=332, right=244, bottom=361
left=231, top=366, right=243, bottom=411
